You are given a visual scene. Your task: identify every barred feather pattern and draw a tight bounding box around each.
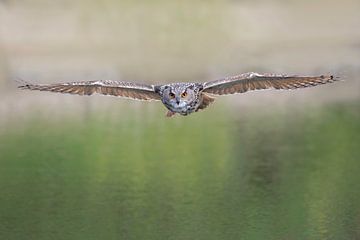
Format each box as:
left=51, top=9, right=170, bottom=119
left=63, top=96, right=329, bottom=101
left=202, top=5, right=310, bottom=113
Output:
left=19, top=80, right=161, bottom=101
left=197, top=93, right=215, bottom=111
left=18, top=72, right=339, bottom=116
left=202, top=72, right=337, bottom=95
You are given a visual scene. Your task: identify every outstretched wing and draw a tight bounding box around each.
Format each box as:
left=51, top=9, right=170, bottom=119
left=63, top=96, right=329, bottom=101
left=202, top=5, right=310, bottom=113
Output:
left=202, top=72, right=337, bottom=95
left=18, top=80, right=161, bottom=101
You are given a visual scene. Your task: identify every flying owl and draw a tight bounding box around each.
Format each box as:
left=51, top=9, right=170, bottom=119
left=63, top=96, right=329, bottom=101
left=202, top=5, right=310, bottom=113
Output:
left=19, top=72, right=337, bottom=117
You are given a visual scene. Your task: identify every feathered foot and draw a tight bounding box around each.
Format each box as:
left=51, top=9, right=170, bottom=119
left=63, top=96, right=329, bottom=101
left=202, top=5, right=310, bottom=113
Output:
left=166, top=111, right=176, bottom=117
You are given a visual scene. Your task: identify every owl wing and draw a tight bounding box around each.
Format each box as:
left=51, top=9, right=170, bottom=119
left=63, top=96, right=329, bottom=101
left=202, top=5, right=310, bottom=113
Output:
left=18, top=80, right=161, bottom=101
left=202, top=72, right=337, bottom=95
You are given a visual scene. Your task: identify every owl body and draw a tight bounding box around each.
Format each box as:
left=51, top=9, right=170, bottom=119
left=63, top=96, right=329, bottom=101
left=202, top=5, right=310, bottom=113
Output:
left=155, top=83, right=204, bottom=115
left=18, top=72, right=337, bottom=117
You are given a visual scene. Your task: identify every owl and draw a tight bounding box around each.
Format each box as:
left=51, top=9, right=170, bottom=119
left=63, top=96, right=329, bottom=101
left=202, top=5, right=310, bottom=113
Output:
left=19, top=72, right=337, bottom=117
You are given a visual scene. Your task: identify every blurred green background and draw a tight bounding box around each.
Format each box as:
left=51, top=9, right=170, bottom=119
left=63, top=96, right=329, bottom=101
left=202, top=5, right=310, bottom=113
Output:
left=0, top=0, right=359, bottom=239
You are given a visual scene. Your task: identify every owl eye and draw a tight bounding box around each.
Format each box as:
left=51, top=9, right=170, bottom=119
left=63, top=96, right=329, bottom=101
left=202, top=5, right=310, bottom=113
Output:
left=181, top=92, right=187, bottom=98
left=169, top=92, right=175, bottom=98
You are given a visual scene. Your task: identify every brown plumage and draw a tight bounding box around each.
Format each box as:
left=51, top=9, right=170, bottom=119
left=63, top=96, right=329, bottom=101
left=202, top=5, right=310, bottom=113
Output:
left=202, top=72, right=336, bottom=95
left=198, top=93, right=215, bottom=110
left=18, top=72, right=338, bottom=116
left=18, top=80, right=161, bottom=101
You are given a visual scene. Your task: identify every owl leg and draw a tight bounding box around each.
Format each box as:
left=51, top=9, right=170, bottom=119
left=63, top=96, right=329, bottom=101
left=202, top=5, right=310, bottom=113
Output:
left=166, top=111, right=176, bottom=117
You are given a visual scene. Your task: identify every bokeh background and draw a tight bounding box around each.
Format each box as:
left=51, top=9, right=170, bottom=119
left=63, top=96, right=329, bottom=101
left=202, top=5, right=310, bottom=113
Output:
left=0, top=0, right=359, bottom=239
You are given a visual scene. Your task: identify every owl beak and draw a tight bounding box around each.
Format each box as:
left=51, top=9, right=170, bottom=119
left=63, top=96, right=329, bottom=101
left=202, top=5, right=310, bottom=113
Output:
left=176, top=97, right=180, bottom=104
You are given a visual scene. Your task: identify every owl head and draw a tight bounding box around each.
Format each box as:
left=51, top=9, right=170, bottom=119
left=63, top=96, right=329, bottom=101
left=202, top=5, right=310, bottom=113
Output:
left=155, top=83, right=203, bottom=110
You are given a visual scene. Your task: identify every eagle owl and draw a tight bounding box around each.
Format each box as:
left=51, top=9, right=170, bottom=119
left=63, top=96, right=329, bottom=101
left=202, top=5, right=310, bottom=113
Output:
left=19, top=72, right=337, bottom=117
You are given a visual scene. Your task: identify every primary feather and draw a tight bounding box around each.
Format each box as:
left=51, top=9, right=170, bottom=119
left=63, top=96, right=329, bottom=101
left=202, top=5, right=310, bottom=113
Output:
left=18, top=72, right=339, bottom=116
left=19, top=80, right=161, bottom=101
left=203, top=72, right=336, bottom=95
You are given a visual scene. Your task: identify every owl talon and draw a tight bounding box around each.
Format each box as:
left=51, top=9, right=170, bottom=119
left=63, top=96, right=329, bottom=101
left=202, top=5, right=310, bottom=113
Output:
left=166, top=111, right=176, bottom=117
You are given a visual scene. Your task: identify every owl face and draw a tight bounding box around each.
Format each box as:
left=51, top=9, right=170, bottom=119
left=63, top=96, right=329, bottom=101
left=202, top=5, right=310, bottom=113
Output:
left=158, top=83, right=203, bottom=114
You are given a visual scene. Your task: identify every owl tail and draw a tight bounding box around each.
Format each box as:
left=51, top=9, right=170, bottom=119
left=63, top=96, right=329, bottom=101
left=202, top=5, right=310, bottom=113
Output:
left=198, top=93, right=215, bottom=111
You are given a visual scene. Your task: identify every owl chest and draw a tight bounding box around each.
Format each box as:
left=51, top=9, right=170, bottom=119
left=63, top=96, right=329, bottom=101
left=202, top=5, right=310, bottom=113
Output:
left=162, top=98, right=201, bottom=115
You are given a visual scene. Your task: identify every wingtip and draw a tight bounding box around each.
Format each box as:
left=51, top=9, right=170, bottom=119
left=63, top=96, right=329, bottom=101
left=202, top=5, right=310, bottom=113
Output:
left=18, top=84, right=32, bottom=90
left=17, top=82, right=33, bottom=90
left=321, top=74, right=341, bottom=82
left=14, top=77, right=32, bottom=89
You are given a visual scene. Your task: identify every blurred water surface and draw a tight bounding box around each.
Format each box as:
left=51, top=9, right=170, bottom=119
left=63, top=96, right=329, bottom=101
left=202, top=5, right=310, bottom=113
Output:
left=1, top=104, right=359, bottom=239
left=0, top=0, right=359, bottom=239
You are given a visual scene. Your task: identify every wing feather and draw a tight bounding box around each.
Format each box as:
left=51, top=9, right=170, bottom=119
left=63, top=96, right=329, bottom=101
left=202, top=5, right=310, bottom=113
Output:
left=202, top=72, right=337, bottom=95
left=18, top=80, right=161, bottom=101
